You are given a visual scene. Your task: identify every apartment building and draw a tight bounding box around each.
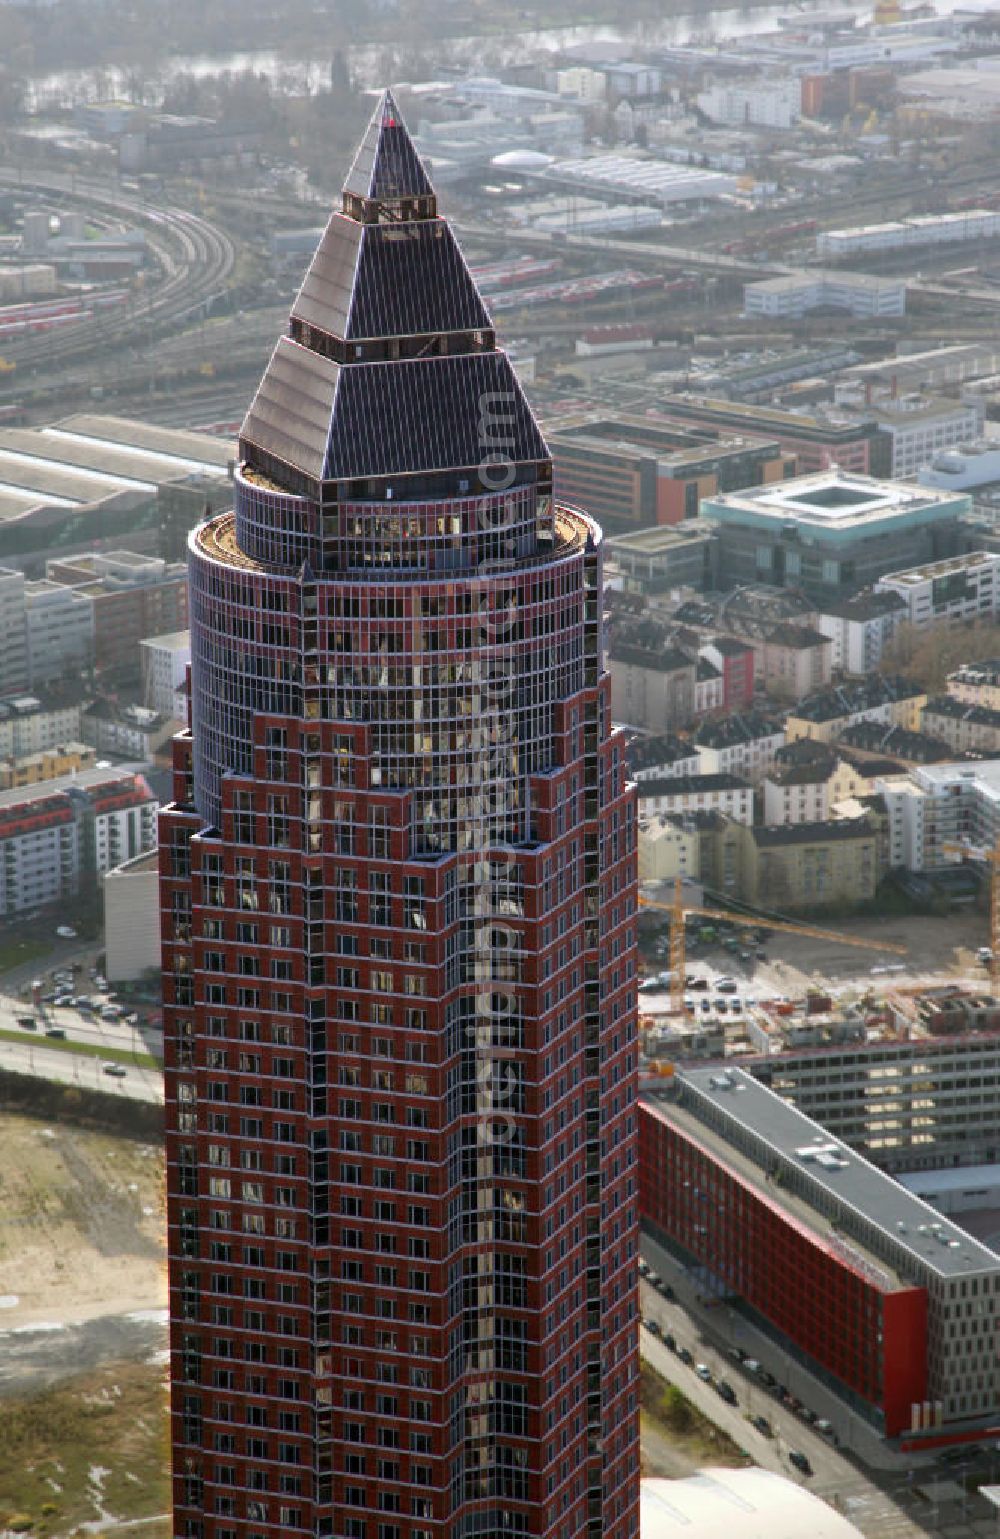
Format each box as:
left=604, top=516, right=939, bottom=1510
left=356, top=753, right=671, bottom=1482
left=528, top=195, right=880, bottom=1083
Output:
left=921, top=697, right=1000, bottom=755
left=0, top=766, right=157, bottom=916
left=692, top=711, right=786, bottom=781
left=610, top=636, right=696, bottom=731
left=636, top=772, right=753, bottom=825
left=786, top=675, right=926, bottom=745
left=816, top=590, right=908, bottom=675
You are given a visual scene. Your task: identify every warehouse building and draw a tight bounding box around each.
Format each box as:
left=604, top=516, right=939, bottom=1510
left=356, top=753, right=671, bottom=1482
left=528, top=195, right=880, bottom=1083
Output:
left=641, top=1067, right=1000, bottom=1439
left=0, top=413, right=233, bottom=570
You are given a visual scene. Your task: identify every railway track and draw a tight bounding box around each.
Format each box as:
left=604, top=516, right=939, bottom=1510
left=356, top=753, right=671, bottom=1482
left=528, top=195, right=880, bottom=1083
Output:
left=0, top=170, right=236, bottom=379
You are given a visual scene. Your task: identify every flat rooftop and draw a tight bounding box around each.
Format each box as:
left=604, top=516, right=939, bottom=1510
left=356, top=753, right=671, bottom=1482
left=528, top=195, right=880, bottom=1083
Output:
left=649, top=1066, right=1000, bottom=1281
left=704, top=470, right=967, bottom=532
left=879, top=549, right=999, bottom=586
left=608, top=520, right=716, bottom=554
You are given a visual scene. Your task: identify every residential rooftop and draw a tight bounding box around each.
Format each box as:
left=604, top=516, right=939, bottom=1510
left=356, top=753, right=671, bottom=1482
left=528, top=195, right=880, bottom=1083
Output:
left=694, top=710, right=785, bottom=749
left=791, top=674, right=923, bottom=724
left=924, top=696, right=1000, bottom=727
left=637, top=772, right=751, bottom=797
left=752, top=814, right=877, bottom=848
left=819, top=590, right=908, bottom=621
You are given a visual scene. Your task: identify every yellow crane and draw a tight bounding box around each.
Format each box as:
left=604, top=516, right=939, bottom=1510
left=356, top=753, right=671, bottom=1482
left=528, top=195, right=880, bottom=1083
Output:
left=942, top=839, right=1000, bottom=994
left=640, top=878, right=907, bottom=1014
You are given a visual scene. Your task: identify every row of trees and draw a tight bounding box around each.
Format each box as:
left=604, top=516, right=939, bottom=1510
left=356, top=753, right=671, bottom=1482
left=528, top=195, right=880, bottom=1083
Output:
left=880, top=618, right=1000, bottom=694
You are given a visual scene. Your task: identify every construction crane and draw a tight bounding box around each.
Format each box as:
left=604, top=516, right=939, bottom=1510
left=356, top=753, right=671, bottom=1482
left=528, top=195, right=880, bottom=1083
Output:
left=640, top=878, right=908, bottom=1014
left=942, top=839, right=1000, bottom=994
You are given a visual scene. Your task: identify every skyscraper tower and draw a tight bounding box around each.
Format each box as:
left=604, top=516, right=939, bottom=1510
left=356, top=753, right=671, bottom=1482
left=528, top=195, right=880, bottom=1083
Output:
left=160, top=92, right=639, bottom=1539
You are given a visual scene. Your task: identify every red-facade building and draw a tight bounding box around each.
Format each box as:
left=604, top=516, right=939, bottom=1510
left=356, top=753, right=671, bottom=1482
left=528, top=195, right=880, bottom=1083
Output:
left=160, top=93, right=640, bottom=1539
left=639, top=1086, right=927, bottom=1438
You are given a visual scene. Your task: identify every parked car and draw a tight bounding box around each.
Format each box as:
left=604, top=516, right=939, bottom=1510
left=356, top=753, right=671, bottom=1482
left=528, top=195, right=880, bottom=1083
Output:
left=716, top=978, right=739, bottom=994
left=53, top=994, right=73, bottom=1007
left=678, top=1347, right=693, bottom=1366
left=687, top=976, right=709, bottom=991
left=713, top=998, right=729, bottom=1013
left=661, top=1283, right=676, bottom=1302
left=102, top=1062, right=127, bottom=1078
left=695, top=1363, right=712, bottom=1382
left=638, top=1260, right=650, bottom=1278
left=752, top=1415, right=773, bottom=1437
left=15, top=1015, right=36, bottom=1030
left=663, top=1333, right=676, bottom=1353
left=45, top=1026, right=66, bottom=1039
left=716, top=1380, right=737, bottom=1405
left=646, top=1319, right=661, bottom=1337
left=816, top=1419, right=836, bottom=1440
left=55, top=925, right=77, bottom=939
left=789, top=1451, right=812, bottom=1476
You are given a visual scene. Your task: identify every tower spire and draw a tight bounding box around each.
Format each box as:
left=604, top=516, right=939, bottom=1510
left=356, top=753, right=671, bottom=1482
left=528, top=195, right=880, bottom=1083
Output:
left=342, top=87, right=435, bottom=208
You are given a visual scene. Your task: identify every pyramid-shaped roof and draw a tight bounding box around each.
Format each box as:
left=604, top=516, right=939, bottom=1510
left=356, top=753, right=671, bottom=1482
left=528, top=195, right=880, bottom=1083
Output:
left=239, top=89, right=549, bottom=492
left=343, top=88, right=435, bottom=203
left=290, top=212, right=492, bottom=342
left=286, top=87, right=492, bottom=345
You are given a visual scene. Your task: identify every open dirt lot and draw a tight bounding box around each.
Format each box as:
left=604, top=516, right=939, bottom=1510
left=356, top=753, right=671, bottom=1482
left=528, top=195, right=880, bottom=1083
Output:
left=0, top=1116, right=166, bottom=1331
left=699, top=914, right=990, bottom=1001
left=0, top=1359, right=170, bottom=1539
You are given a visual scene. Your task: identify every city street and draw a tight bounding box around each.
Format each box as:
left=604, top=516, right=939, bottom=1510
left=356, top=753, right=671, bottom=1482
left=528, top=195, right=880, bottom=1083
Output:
left=639, top=1240, right=1000, bottom=1538
left=0, top=985, right=163, bottom=1104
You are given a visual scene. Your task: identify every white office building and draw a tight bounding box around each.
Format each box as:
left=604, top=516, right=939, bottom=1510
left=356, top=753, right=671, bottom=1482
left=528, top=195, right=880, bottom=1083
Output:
left=879, top=397, right=983, bottom=479
left=876, top=550, right=1000, bottom=630
left=697, top=79, right=801, bottom=130
left=0, top=568, right=27, bottom=697
left=744, top=271, right=906, bottom=320
left=24, top=580, right=94, bottom=686
left=139, top=628, right=190, bottom=720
